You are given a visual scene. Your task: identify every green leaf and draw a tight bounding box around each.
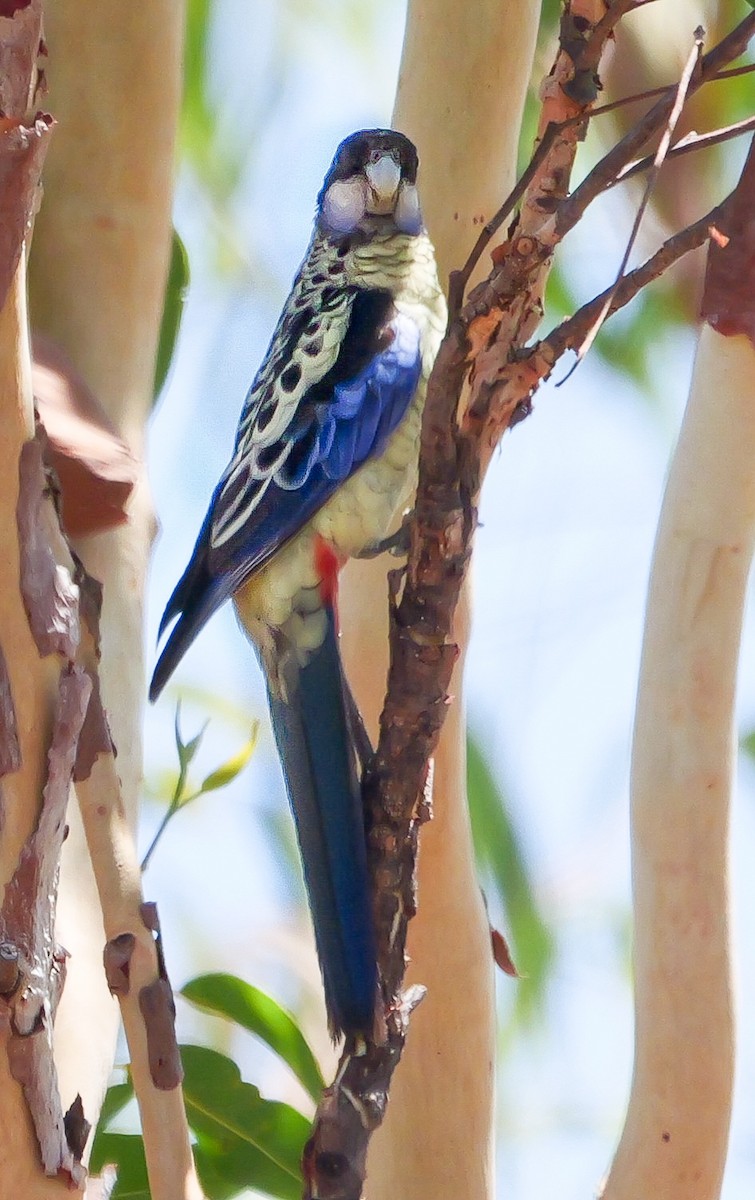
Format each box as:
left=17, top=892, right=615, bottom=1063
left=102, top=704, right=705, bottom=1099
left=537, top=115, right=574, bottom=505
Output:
left=174, top=704, right=209, bottom=802
left=198, top=724, right=259, bottom=796
left=181, top=972, right=324, bottom=1102
left=154, top=230, right=190, bottom=400
left=89, top=1133, right=149, bottom=1199
left=180, top=0, right=244, bottom=201
left=467, top=733, right=555, bottom=1026
left=741, top=729, right=755, bottom=759
left=182, top=0, right=214, bottom=161
left=544, top=260, right=576, bottom=324
left=96, top=1080, right=134, bottom=1131
left=181, top=1043, right=309, bottom=1200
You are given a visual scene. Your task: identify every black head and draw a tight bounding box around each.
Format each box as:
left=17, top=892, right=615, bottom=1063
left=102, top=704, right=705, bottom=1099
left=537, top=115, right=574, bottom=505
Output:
left=316, top=129, right=422, bottom=240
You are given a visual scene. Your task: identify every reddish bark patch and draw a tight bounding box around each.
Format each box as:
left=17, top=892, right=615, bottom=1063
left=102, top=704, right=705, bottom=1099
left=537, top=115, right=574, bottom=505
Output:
left=33, top=336, right=138, bottom=537
left=0, top=0, right=47, bottom=324
left=0, top=943, right=20, bottom=994
left=1, top=666, right=91, bottom=1184
left=0, top=641, right=20, bottom=777
left=77, top=567, right=103, bottom=651
left=2, top=667, right=90, bottom=961
left=74, top=670, right=114, bottom=781
left=103, top=933, right=135, bottom=997
left=701, top=139, right=755, bottom=345
left=138, top=903, right=183, bottom=1089
left=16, top=437, right=80, bottom=659
left=491, top=927, right=519, bottom=977
left=139, top=978, right=183, bottom=1090
left=74, top=566, right=116, bottom=778
left=7, top=1032, right=82, bottom=1184
left=64, top=1094, right=91, bottom=1161
left=0, top=0, right=43, bottom=119
left=0, top=113, right=52, bottom=311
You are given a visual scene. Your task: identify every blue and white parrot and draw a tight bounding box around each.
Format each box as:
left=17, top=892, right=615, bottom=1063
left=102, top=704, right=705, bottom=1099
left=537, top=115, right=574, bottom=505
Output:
left=150, top=129, right=446, bottom=1038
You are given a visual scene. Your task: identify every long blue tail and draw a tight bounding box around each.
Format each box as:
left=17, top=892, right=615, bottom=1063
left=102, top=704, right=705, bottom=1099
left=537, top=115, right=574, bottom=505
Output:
left=266, top=607, right=377, bottom=1038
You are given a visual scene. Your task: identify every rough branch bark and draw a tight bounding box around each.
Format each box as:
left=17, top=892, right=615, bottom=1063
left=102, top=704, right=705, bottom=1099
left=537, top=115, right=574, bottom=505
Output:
left=0, top=4, right=90, bottom=1191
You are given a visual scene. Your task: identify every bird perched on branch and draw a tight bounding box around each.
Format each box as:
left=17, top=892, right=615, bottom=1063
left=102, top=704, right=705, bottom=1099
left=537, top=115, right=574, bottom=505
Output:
left=150, top=129, right=446, bottom=1038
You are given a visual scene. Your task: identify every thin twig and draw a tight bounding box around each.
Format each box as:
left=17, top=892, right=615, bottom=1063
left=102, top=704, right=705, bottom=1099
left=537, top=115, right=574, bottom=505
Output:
left=567, top=26, right=704, bottom=373
left=615, top=115, right=755, bottom=185
left=586, top=62, right=755, bottom=121
left=450, top=23, right=755, bottom=317
left=556, top=10, right=755, bottom=237
left=579, top=0, right=655, bottom=72
left=543, top=203, right=722, bottom=370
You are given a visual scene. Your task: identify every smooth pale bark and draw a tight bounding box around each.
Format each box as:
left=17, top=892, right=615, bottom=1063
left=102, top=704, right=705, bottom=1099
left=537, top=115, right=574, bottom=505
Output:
left=27, top=0, right=183, bottom=1138
left=603, top=327, right=750, bottom=1199
left=340, top=4, right=541, bottom=1198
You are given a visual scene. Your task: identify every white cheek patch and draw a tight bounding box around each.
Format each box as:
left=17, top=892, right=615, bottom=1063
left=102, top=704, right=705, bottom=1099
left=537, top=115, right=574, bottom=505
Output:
left=394, top=182, right=422, bottom=235
left=321, top=178, right=368, bottom=234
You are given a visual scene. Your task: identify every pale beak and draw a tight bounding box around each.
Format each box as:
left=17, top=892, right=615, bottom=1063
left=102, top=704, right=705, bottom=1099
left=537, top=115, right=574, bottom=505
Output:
left=365, top=153, right=401, bottom=208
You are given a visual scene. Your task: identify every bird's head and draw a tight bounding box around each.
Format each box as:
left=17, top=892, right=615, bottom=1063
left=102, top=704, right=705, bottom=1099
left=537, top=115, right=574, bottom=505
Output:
left=317, top=129, right=422, bottom=240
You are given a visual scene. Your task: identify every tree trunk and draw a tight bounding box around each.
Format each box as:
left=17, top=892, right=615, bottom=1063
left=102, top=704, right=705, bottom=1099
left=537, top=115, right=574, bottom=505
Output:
left=340, top=4, right=542, bottom=1197
left=26, top=0, right=183, bottom=1157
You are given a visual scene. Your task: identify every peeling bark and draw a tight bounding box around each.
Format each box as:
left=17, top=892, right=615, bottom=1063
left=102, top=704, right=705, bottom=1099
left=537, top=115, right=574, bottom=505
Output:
left=4, top=666, right=87, bottom=967
left=64, top=1095, right=91, bottom=1162
left=33, top=335, right=137, bottom=538
left=28, top=4, right=184, bottom=1131
left=0, top=641, right=21, bottom=777
left=102, top=934, right=134, bottom=997
left=73, top=668, right=114, bottom=782
left=136, top=903, right=182, bottom=1091
left=139, top=980, right=182, bottom=1091
left=16, top=437, right=79, bottom=659
left=0, top=0, right=44, bottom=120
left=701, top=138, right=755, bottom=344
left=0, top=665, right=91, bottom=1185
left=0, top=114, right=52, bottom=312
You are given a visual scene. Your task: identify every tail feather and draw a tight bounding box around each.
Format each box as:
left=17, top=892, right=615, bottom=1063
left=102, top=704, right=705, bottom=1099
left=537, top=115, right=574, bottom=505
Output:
left=267, top=607, right=377, bottom=1038
left=150, top=518, right=234, bottom=703
left=150, top=582, right=218, bottom=703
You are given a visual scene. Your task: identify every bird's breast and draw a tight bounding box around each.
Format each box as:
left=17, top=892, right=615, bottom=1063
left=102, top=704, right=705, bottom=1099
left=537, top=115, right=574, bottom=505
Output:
left=234, top=379, right=424, bottom=635
left=234, top=231, right=446, bottom=663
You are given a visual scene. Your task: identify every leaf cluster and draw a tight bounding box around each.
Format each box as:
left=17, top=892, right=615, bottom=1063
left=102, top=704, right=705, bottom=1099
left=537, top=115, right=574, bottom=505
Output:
left=92, top=974, right=323, bottom=1198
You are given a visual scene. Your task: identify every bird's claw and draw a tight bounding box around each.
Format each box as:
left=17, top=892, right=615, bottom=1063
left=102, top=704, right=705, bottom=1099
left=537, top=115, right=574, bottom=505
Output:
left=357, top=515, right=413, bottom=560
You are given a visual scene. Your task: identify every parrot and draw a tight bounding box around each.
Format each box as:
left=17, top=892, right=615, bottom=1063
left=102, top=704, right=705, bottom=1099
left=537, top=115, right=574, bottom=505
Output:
left=149, top=128, right=447, bottom=1038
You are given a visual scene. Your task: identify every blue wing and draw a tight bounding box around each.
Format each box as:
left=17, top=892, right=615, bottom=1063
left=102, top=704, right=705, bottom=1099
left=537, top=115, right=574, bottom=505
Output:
left=150, top=288, right=422, bottom=700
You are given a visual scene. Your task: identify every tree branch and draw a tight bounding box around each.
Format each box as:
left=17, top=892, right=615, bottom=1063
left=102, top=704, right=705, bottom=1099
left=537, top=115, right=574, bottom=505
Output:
left=615, top=115, right=755, bottom=185
left=556, top=10, right=755, bottom=238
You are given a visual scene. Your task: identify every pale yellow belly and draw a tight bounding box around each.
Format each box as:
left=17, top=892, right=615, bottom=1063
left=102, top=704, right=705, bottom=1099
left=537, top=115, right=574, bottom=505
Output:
left=233, top=385, right=423, bottom=640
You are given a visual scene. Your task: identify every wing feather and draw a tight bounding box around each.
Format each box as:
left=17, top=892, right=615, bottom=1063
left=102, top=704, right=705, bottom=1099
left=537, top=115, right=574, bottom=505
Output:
left=150, top=279, right=422, bottom=700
